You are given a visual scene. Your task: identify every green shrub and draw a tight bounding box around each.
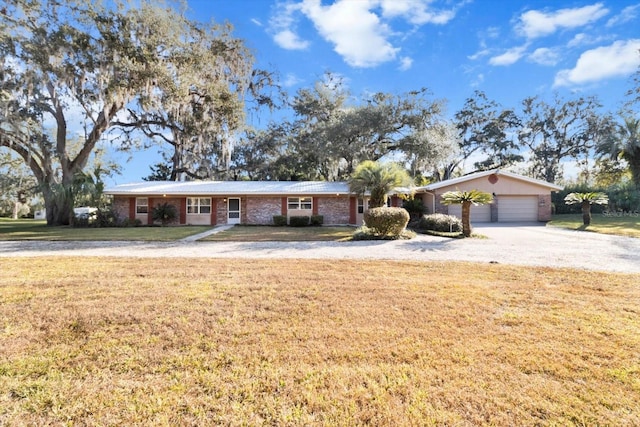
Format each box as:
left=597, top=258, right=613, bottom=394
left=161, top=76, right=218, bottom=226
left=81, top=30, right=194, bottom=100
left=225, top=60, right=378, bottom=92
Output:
left=553, top=184, right=607, bottom=214
left=417, top=213, right=462, bottom=233
left=152, top=202, right=178, bottom=226
left=606, top=181, right=640, bottom=212
left=402, top=197, right=426, bottom=220
left=352, top=225, right=416, bottom=240
left=553, top=182, right=640, bottom=214
left=94, top=208, right=119, bottom=227
left=363, top=207, right=410, bottom=237
left=272, top=215, right=287, bottom=226
left=119, top=217, right=142, bottom=228
left=310, top=215, right=324, bottom=226
left=289, top=216, right=310, bottom=227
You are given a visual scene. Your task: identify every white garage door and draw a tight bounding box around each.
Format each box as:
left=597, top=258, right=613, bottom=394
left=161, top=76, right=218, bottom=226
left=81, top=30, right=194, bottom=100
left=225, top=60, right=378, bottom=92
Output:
left=448, top=203, right=492, bottom=222
left=498, top=196, right=538, bottom=222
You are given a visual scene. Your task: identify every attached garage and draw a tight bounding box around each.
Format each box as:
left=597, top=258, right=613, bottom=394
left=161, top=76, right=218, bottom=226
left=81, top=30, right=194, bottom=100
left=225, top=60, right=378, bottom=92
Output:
left=412, top=169, right=563, bottom=223
left=497, top=196, right=539, bottom=222
left=447, top=203, right=492, bottom=222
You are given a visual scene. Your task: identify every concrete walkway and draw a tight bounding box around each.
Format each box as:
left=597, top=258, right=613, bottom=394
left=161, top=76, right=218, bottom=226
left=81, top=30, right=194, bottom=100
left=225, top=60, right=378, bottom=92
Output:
left=179, top=225, right=234, bottom=242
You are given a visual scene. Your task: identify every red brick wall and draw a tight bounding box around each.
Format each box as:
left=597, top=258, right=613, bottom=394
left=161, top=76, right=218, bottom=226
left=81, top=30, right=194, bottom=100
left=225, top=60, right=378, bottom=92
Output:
left=317, top=196, right=350, bottom=225
left=150, top=197, right=181, bottom=225
left=538, top=194, right=552, bottom=221
left=216, top=198, right=227, bottom=224
left=247, top=197, right=281, bottom=224
left=113, top=197, right=131, bottom=222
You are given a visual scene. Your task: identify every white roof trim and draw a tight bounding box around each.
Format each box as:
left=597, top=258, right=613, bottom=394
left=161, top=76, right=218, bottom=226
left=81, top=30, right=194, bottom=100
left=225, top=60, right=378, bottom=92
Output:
left=104, top=181, right=352, bottom=196
left=415, top=169, right=563, bottom=192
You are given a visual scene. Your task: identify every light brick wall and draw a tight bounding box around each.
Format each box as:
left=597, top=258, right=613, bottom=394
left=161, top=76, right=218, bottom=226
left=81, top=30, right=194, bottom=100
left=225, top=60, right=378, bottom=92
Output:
left=113, top=197, right=130, bottom=221
left=247, top=197, right=281, bottom=224
left=216, top=198, right=227, bottom=224
left=538, top=194, right=552, bottom=221
left=317, top=196, right=350, bottom=225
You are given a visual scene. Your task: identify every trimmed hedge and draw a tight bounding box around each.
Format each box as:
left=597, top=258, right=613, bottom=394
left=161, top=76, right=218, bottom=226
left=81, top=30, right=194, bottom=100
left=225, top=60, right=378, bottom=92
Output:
left=402, top=197, right=427, bottom=220
left=289, top=216, right=310, bottom=227
left=352, top=225, right=416, bottom=240
left=363, top=207, right=410, bottom=237
left=273, top=215, right=287, bottom=226
left=310, top=215, right=324, bottom=226
left=416, top=213, right=462, bottom=233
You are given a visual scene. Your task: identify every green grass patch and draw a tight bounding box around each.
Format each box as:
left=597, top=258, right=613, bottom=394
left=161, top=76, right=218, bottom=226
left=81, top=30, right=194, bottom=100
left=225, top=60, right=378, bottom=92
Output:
left=0, top=218, right=213, bottom=241
left=548, top=214, right=640, bottom=238
left=201, top=225, right=355, bottom=241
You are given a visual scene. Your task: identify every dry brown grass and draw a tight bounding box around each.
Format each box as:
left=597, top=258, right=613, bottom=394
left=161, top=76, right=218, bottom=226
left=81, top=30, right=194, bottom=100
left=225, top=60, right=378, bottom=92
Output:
left=1, top=257, right=639, bottom=426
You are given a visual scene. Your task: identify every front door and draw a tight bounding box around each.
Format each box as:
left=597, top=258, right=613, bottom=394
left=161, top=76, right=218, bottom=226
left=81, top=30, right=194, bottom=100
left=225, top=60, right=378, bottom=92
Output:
left=227, top=198, right=241, bottom=224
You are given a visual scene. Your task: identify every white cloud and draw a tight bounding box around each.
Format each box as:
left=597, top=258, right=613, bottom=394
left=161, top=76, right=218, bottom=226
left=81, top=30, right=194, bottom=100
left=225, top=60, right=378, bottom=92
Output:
left=273, top=29, right=310, bottom=50
left=489, top=45, right=528, bottom=66
left=528, top=47, right=560, bottom=66
left=282, top=73, right=303, bottom=87
left=269, top=1, right=310, bottom=50
left=251, top=18, right=263, bottom=27
left=567, top=32, right=611, bottom=48
left=606, top=4, right=640, bottom=27
left=399, top=56, right=413, bottom=71
left=517, top=3, right=609, bottom=39
left=268, top=0, right=465, bottom=68
left=471, top=73, right=485, bottom=87
left=299, top=0, right=399, bottom=68
left=554, top=39, right=640, bottom=87
left=379, top=0, right=460, bottom=25
left=468, top=48, right=491, bottom=61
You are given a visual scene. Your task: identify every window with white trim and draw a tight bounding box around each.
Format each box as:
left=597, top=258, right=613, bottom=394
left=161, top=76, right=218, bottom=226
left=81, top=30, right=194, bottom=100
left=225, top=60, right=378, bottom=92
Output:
left=358, top=198, right=364, bottom=214
left=287, top=197, right=312, bottom=210
left=136, top=197, right=148, bottom=214
left=187, top=197, right=211, bottom=214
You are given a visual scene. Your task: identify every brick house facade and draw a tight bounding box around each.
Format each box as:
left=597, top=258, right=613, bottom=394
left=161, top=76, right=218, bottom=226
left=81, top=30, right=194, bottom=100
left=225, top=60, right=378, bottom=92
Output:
left=105, top=181, right=359, bottom=226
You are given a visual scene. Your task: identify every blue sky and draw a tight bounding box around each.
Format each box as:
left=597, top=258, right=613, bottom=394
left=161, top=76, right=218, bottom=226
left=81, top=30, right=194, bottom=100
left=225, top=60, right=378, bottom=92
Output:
left=110, top=0, right=640, bottom=183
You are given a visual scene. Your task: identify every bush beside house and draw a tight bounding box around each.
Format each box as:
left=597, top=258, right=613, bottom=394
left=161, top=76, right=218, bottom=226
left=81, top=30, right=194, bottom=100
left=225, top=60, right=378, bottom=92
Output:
left=416, top=213, right=462, bottom=233
left=354, top=206, right=411, bottom=240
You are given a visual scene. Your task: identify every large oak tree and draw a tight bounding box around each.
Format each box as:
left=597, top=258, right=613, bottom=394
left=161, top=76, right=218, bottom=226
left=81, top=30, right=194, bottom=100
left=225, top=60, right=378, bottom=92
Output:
left=237, top=73, right=446, bottom=182
left=0, top=0, right=262, bottom=225
left=518, top=95, right=604, bottom=183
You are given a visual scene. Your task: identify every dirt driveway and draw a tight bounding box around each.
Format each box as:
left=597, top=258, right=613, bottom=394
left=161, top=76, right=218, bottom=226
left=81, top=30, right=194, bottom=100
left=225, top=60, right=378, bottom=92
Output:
left=1, top=223, right=639, bottom=274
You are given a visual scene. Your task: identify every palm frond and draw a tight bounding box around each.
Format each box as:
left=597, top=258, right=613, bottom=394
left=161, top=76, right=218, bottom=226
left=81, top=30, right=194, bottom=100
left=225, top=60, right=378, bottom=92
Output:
left=564, top=192, right=609, bottom=206
left=441, top=189, right=493, bottom=205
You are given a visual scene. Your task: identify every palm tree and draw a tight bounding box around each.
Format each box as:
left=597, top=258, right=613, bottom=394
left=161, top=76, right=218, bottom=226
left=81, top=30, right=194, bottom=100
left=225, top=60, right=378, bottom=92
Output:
left=441, top=189, right=493, bottom=237
left=152, top=202, right=178, bottom=226
left=348, top=161, right=413, bottom=208
left=564, top=192, right=608, bottom=226
left=597, top=116, right=640, bottom=189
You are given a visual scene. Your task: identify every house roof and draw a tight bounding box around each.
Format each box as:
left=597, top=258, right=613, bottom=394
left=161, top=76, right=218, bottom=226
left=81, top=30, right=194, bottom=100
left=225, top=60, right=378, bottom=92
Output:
left=104, top=181, right=352, bottom=196
left=416, top=169, right=563, bottom=192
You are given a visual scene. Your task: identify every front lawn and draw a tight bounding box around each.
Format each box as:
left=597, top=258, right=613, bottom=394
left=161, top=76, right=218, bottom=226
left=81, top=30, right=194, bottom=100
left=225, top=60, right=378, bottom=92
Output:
left=0, top=218, right=213, bottom=241
left=1, top=257, right=638, bottom=425
left=548, top=214, right=640, bottom=238
left=202, top=225, right=355, bottom=241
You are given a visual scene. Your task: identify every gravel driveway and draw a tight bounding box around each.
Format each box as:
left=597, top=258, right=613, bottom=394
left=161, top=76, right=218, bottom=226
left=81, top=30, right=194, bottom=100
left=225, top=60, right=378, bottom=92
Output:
left=1, top=223, right=639, bottom=274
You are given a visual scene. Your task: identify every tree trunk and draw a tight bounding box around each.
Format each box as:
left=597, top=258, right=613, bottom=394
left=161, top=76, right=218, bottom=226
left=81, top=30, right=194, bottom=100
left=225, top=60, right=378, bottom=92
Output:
left=369, top=187, right=387, bottom=208
left=581, top=201, right=591, bottom=226
left=12, top=201, right=20, bottom=220
left=42, top=172, right=75, bottom=226
left=462, top=201, right=472, bottom=237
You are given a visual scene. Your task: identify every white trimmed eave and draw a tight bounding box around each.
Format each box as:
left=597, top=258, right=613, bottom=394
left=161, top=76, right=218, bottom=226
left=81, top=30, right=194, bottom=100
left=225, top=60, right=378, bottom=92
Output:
left=104, top=181, right=354, bottom=197
left=415, top=169, right=563, bottom=192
